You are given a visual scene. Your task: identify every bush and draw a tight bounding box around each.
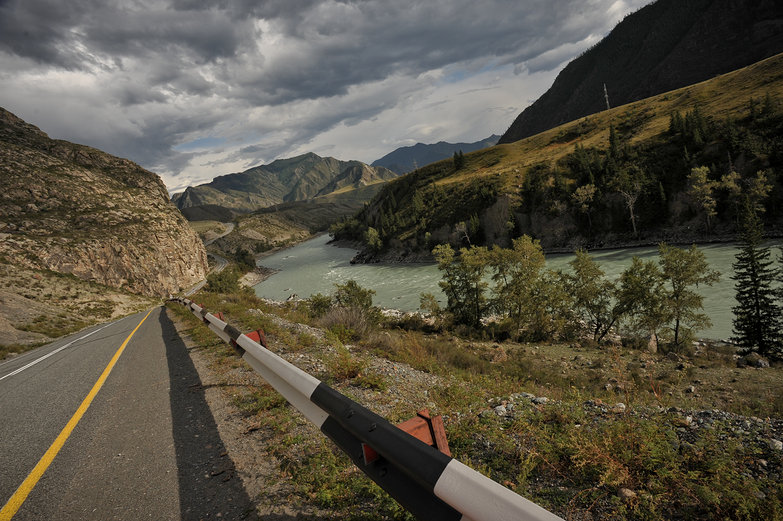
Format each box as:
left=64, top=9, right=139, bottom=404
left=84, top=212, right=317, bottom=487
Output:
left=205, top=268, right=241, bottom=293
left=334, top=280, right=375, bottom=310
left=320, top=307, right=372, bottom=342
left=326, top=345, right=366, bottom=381
left=307, top=293, right=333, bottom=318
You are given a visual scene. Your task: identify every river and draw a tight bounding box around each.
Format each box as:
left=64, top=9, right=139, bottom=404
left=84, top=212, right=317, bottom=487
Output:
left=254, top=234, right=782, bottom=340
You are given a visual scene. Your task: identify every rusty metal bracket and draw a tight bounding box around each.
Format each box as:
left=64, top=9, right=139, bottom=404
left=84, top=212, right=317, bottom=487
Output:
left=362, top=409, right=450, bottom=465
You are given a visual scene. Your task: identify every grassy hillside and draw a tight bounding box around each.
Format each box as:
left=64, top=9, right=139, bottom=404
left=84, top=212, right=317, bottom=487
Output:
left=335, top=53, right=783, bottom=258
left=499, top=0, right=783, bottom=144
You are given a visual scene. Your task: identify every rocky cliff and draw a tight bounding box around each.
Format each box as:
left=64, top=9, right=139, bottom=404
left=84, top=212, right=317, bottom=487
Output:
left=0, top=107, right=208, bottom=297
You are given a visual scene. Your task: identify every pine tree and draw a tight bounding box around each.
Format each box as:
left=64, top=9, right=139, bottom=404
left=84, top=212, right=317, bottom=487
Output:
left=731, top=199, right=783, bottom=359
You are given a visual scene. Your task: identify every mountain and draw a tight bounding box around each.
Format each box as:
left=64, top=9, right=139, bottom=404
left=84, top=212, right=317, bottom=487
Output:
left=333, top=53, right=783, bottom=261
left=173, top=153, right=399, bottom=212
left=372, top=135, right=500, bottom=174
left=499, top=0, right=783, bottom=145
left=0, top=107, right=208, bottom=299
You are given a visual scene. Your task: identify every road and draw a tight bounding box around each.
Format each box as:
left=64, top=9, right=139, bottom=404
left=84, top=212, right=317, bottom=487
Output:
left=0, top=307, right=254, bottom=520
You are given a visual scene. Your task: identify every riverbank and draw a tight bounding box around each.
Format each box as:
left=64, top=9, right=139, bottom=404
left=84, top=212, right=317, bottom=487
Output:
left=348, top=231, right=783, bottom=264
left=252, top=233, right=763, bottom=340
left=239, top=266, right=279, bottom=288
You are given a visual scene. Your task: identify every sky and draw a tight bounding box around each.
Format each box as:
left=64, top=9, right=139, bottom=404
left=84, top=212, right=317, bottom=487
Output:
left=0, top=0, right=652, bottom=193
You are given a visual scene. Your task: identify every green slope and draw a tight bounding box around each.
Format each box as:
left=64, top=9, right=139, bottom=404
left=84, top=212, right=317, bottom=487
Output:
left=499, top=0, right=783, bottom=144
left=335, top=53, right=783, bottom=259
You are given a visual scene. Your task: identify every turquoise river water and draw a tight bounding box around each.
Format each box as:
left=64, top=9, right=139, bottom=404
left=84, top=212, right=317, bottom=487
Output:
left=254, top=234, right=782, bottom=340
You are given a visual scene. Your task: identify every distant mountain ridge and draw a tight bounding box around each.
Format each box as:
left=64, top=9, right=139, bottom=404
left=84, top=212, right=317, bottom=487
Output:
left=372, top=135, right=500, bottom=174
left=499, top=0, right=783, bottom=144
left=173, top=152, right=398, bottom=212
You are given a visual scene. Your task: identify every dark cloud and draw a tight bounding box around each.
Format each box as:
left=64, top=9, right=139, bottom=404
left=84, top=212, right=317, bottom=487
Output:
left=0, top=0, right=651, bottom=188
left=0, top=0, right=93, bottom=67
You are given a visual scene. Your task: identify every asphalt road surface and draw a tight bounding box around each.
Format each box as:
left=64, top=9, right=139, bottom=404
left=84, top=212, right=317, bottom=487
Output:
left=0, top=307, right=254, bottom=520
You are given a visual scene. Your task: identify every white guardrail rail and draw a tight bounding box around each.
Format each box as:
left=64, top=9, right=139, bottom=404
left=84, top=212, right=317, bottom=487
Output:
left=171, top=298, right=564, bottom=521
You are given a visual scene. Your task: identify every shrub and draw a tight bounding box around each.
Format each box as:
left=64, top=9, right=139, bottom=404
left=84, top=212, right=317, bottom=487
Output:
left=353, top=371, right=388, bottom=392
left=320, top=307, right=372, bottom=342
left=205, top=268, right=240, bottom=293
left=334, top=280, right=375, bottom=310
left=326, top=345, right=366, bottom=381
left=307, top=293, right=333, bottom=318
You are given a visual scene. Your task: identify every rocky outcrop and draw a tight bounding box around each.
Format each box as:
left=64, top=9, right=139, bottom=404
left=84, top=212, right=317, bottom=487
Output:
left=0, top=107, right=208, bottom=297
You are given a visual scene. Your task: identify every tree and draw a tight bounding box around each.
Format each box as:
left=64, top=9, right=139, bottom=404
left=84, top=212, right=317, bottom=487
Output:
left=613, top=165, right=645, bottom=236
left=658, top=244, right=720, bottom=350
left=489, top=236, right=547, bottom=335
left=453, top=150, right=465, bottom=170
left=731, top=199, right=782, bottom=359
left=564, top=250, right=618, bottom=342
left=433, top=244, right=489, bottom=328
left=205, top=268, right=241, bottom=293
left=364, top=227, right=383, bottom=254
left=747, top=170, right=773, bottom=215
left=334, top=280, right=375, bottom=310
left=571, top=183, right=597, bottom=232
left=720, top=170, right=742, bottom=225
left=608, top=124, right=620, bottom=159
left=687, top=166, right=717, bottom=234
left=616, top=257, right=667, bottom=344
left=235, top=247, right=256, bottom=272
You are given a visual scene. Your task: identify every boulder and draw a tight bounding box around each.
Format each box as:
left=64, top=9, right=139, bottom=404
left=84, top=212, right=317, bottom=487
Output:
left=739, top=352, right=770, bottom=368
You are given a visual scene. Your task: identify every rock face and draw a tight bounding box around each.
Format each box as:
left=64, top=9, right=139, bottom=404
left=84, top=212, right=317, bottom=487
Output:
left=0, top=107, right=208, bottom=297
left=499, top=0, right=783, bottom=144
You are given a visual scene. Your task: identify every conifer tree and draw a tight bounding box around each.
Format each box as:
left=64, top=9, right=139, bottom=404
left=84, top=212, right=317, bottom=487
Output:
left=731, top=199, right=783, bottom=359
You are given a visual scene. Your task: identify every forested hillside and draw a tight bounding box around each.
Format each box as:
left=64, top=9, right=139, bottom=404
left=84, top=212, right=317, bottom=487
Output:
left=333, top=54, right=783, bottom=260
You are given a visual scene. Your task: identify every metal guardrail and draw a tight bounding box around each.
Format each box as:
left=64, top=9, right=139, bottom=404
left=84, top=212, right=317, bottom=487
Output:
left=171, top=298, right=564, bottom=521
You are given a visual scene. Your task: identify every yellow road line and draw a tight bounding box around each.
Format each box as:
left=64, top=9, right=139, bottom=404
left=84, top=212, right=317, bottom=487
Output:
left=0, top=309, right=154, bottom=521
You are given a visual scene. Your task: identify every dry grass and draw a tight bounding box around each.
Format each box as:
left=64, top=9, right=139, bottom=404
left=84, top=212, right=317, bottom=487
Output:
left=432, top=52, right=783, bottom=195
left=168, top=289, right=783, bottom=520
left=0, top=262, right=155, bottom=358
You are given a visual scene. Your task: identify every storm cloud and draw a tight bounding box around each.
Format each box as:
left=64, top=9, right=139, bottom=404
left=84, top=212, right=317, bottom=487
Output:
left=0, top=0, right=651, bottom=192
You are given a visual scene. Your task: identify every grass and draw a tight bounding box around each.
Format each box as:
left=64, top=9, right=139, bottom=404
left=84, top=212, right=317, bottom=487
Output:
left=17, top=314, right=90, bottom=338
left=188, top=220, right=227, bottom=239
left=0, top=341, right=47, bottom=360
left=167, top=287, right=783, bottom=520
